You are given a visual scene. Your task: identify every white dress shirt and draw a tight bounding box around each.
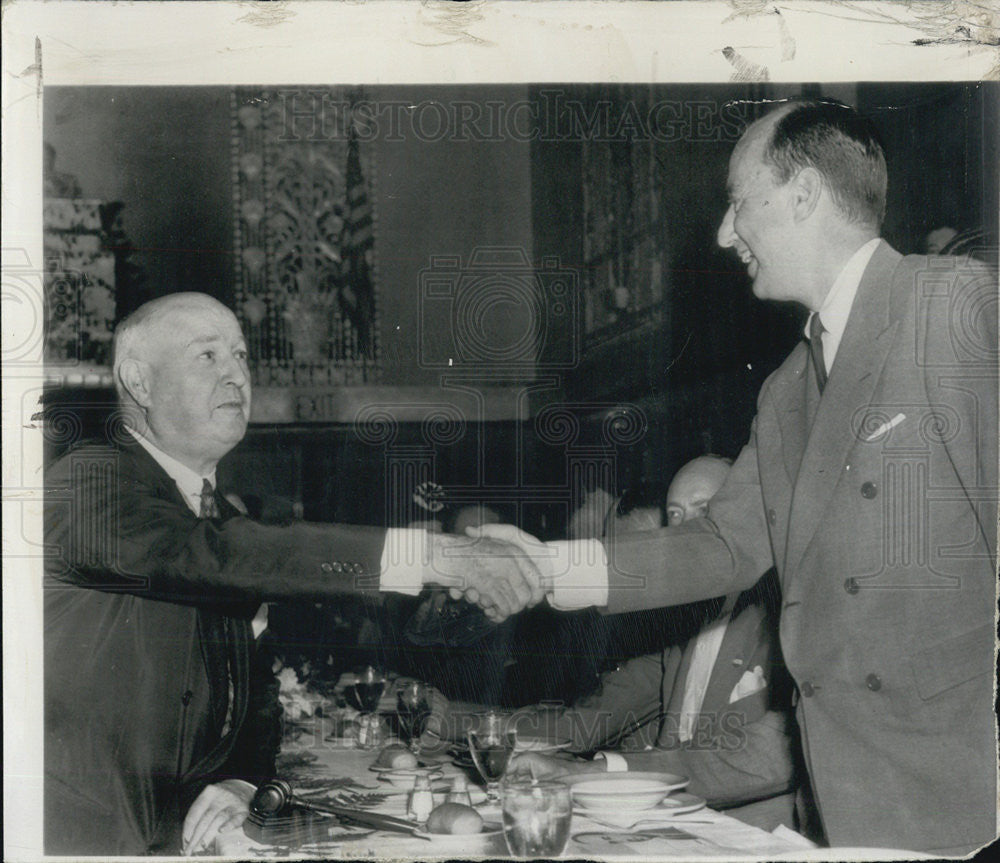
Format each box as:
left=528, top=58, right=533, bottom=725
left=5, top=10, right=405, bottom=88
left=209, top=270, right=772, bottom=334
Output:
left=805, top=237, right=881, bottom=373
left=676, top=593, right=738, bottom=742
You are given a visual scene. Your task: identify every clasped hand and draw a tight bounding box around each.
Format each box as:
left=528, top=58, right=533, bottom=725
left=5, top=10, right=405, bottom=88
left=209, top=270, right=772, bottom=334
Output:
left=426, top=526, right=549, bottom=622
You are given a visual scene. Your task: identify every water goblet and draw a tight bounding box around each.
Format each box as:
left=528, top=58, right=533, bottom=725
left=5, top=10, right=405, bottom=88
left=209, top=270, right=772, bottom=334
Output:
left=466, top=712, right=515, bottom=802
left=347, top=666, right=386, bottom=750
left=396, top=681, right=431, bottom=755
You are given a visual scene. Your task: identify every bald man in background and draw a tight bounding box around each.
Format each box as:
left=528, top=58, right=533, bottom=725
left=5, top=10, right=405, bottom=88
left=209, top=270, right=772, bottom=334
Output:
left=508, top=456, right=798, bottom=831
left=44, top=292, right=544, bottom=855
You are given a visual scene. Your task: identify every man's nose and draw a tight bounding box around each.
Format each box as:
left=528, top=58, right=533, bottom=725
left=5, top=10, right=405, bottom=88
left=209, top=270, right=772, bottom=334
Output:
left=220, top=354, right=249, bottom=389
left=717, top=205, right=737, bottom=248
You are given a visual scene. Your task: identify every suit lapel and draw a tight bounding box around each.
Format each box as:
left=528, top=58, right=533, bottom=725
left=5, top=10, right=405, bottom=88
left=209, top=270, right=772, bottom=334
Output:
left=124, top=440, right=253, bottom=769
left=771, top=343, right=814, bottom=484
left=698, top=601, right=765, bottom=719
left=784, top=242, right=902, bottom=575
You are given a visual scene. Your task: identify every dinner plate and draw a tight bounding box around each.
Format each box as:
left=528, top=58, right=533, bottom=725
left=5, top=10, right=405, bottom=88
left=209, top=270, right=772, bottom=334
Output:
left=449, top=734, right=573, bottom=755
left=513, top=734, right=573, bottom=753
left=573, top=791, right=707, bottom=820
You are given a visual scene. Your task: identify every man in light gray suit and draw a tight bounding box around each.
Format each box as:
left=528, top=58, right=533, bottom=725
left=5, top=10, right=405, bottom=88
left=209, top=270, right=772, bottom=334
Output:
left=484, top=101, right=997, bottom=855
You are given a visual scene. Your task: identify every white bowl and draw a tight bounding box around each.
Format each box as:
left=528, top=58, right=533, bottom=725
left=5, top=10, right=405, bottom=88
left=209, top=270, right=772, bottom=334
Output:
left=572, top=778, right=672, bottom=810
left=566, top=771, right=689, bottom=811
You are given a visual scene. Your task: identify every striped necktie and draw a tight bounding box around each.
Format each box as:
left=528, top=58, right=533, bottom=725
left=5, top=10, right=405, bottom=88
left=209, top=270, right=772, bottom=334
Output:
left=808, top=313, right=828, bottom=394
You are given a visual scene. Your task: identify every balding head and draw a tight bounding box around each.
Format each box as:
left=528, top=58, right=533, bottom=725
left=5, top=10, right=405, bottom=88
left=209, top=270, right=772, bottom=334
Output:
left=113, top=292, right=251, bottom=474
left=666, top=456, right=732, bottom=526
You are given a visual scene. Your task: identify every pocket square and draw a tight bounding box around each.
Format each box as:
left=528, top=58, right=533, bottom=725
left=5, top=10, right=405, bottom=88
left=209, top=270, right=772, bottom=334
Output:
left=729, top=665, right=767, bottom=703
left=863, top=412, right=906, bottom=442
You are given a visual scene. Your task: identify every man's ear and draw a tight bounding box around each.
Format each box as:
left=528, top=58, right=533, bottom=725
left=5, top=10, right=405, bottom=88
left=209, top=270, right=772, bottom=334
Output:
left=790, top=166, right=823, bottom=222
left=118, top=358, right=153, bottom=408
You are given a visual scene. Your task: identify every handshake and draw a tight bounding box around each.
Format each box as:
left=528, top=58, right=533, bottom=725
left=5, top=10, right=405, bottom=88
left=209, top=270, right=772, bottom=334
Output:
left=424, top=525, right=552, bottom=622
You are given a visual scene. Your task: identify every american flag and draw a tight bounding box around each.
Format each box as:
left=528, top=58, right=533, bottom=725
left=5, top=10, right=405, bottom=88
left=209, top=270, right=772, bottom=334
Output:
left=339, top=129, right=376, bottom=358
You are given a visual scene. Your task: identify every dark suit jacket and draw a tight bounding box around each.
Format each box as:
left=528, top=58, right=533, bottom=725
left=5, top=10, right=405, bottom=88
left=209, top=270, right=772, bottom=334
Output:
left=600, top=245, right=998, bottom=855
left=44, top=438, right=389, bottom=854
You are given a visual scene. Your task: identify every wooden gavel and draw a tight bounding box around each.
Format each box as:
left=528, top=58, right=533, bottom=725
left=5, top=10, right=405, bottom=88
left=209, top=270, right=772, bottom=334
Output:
left=250, top=779, right=430, bottom=839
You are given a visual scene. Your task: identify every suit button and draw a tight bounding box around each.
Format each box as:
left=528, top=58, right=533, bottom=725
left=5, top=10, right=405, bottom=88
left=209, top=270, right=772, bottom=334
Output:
left=866, top=673, right=882, bottom=691
left=182, top=690, right=194, bottom=706
left=800, top=681, right=815, bottom=698
left=861, top=481, right=878, bottom=499
left=767, top=508, right=777, bottom=525
left=353, top=563, right=365, bottom=575
left=844, top=577, right=860, bottom=594
left=332, top=562, right=344, bottom=573
left=321, top=562, right=333, bottom=573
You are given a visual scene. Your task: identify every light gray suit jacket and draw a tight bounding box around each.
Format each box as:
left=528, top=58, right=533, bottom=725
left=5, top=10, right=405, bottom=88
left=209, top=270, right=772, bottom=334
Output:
left=600, top=244, right=998, bottom=855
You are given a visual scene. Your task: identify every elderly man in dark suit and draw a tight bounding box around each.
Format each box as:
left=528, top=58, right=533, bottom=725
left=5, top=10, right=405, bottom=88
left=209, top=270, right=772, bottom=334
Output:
left=482, top=101, right=997, bottom=855
left=44, top=292, right=544, bottom=855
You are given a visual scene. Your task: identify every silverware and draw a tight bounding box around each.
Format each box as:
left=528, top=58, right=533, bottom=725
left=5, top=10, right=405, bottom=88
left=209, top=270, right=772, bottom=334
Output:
left=250, top=779, right=432, bottom=840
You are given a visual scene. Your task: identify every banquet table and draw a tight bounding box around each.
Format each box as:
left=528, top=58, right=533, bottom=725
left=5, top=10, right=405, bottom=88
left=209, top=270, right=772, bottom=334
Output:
left=215, top=715, right=819, bottom=860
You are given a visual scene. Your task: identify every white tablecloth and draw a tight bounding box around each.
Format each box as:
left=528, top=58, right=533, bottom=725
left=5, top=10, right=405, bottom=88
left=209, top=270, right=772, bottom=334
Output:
left=216, top=725, right=818, bottom=860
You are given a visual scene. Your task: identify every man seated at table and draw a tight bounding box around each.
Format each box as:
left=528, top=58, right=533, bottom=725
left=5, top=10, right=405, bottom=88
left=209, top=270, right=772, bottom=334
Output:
left=505, top=456, right=799, bottom=830
left=43, top=292, right=545, bottom=856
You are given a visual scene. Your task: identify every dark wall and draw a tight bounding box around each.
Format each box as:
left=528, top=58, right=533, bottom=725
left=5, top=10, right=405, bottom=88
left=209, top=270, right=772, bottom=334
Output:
left=530, top=82, right=994, bottom=488
left=44, top=85, right=535, bottom=384
left=859, top=82, right=999, bottom=254
left=45, top=87, right=235, bottom=312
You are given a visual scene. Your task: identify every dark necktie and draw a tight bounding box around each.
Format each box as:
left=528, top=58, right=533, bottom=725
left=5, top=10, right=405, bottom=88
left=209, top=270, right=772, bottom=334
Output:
left=199, top=478, right=220, bottom=519
left=808, top=313, right=828, bottom=394
left=198, top=478, right=233, bottom=736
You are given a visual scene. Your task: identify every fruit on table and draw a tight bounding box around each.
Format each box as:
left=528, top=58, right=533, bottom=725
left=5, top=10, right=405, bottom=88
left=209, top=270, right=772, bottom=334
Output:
left=374, top=743, right=419, bottom=769
left=425, top=802, right=484, bottom=835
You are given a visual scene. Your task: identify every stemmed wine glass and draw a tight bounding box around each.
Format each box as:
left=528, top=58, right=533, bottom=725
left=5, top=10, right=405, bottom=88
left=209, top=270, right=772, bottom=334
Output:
left=396, top=681, right=432, bottom=756
left=466, top=711, right=516, bottom=802
left=346, top=666, right=386, bottom=749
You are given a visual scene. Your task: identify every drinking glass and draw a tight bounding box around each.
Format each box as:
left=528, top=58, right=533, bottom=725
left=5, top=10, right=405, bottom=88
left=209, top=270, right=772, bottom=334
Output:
left=501, top=779, right=572, bottom=858
left=347, top=666, right=386, bottom=750
left=396, top=680, right=431, bottom=755
left=466, top=712, right=515, bottom=802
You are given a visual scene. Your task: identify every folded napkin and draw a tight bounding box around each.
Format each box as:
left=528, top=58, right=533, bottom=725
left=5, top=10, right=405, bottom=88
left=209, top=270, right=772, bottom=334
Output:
left=771, top=823, right=818, bottom=850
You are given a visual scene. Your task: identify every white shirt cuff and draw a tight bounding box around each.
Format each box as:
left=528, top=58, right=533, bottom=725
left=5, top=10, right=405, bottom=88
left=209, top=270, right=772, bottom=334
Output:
left=379, top=528, right=429, bottom=595
left=594, top=751, right=629, bottom=772
left=544, top=539, right=609, bottom=610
